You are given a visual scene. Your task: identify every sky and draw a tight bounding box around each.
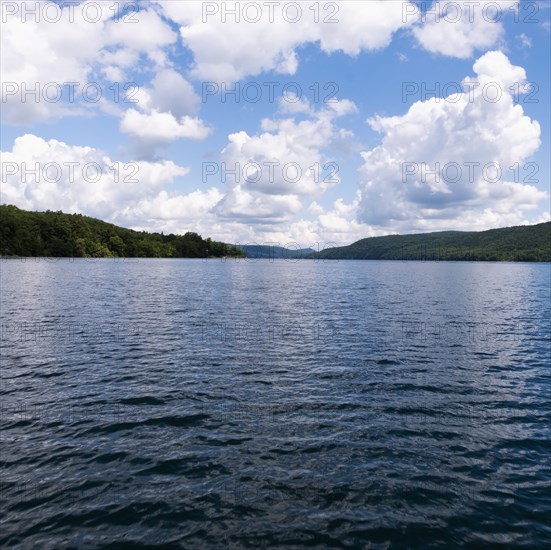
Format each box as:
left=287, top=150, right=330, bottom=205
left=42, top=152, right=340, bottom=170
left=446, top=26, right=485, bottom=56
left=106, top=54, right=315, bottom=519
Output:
left=1, top=0, right=550, bottom=248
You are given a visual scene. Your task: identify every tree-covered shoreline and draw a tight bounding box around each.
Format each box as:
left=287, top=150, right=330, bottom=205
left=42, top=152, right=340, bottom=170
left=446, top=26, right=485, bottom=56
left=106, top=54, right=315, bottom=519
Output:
left=0, top=205, right=245, bottom=259
left=1, top=205, right=549, bottom=262
left=307, top=223, right=551, bottom=262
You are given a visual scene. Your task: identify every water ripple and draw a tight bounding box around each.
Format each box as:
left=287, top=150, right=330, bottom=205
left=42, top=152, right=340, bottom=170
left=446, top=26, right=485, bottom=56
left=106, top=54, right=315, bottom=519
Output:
left=1, top=259, right=549, bottom=548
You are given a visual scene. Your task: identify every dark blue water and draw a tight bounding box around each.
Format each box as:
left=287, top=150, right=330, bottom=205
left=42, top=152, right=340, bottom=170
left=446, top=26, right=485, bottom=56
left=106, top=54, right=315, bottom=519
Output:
left=1, top=258, right=550, bottom=548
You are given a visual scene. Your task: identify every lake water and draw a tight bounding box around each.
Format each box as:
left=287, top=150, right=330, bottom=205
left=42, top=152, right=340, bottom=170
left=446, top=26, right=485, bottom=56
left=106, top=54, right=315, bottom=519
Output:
left=1, top=258, right=550, bottom=548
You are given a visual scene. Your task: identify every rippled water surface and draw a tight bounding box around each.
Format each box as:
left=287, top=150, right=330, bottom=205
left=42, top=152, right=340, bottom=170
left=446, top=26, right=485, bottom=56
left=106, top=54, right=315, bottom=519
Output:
left=1, top=258, right=550, bottom=548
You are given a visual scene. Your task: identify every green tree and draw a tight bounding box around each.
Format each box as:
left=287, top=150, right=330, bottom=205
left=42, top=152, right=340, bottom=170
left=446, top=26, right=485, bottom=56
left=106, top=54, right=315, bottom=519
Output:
left=108, top=235, right=126, bottom=257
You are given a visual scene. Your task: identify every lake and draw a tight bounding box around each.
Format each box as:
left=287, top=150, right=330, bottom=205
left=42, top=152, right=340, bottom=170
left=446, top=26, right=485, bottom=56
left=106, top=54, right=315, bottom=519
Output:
left=1, top=258, right=550, bottom=548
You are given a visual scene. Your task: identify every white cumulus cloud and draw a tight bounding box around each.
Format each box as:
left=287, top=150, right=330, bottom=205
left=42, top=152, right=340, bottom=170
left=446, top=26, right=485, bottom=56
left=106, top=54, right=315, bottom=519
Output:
left=0, top=0, right=177, bottom=124
left=213, top=99, right=357, bottom=222
left=0, top=134, right=200, bottom=227
left=156, top=0, right=417, bottom=81
left=357, top=51, right=547, bottom=232
left=412, top=1, right=518, bottom=58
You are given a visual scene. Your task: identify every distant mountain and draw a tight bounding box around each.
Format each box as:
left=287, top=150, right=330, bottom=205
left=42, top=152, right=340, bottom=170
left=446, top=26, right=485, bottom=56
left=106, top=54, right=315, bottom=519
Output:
left=307, top=223, right=551, bottom=262
left=237, top=244, right=315, bottom=259
left=0, top=205, right=245, bottom=259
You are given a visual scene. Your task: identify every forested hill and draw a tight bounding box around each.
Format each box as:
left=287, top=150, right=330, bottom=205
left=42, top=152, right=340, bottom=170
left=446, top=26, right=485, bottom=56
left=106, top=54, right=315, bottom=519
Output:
left=0, top=205, right=245, bottom=258
left=309, top=222, right=551, bottom=262
left=2, top=205, right=549, bottom=261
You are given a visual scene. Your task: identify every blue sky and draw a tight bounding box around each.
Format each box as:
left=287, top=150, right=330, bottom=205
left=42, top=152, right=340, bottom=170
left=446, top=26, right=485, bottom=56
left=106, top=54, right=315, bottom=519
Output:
left=1, top=0, right=550, bottom=246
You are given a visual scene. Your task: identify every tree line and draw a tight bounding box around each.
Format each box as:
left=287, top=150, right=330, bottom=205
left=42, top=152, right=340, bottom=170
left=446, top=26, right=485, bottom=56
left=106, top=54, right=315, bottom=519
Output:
left=0, top=205, right=245, bottom=259
left=310, top=224, right=551, bottom=262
